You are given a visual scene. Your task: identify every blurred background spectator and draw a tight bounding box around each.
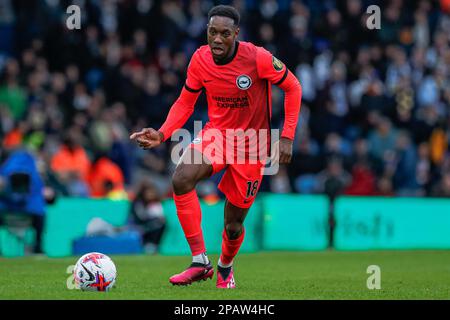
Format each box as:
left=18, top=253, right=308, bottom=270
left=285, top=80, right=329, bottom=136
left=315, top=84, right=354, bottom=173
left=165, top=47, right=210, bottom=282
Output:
left=0, top=0, right=450, bottom=219
left=129, top=181, right=166, bottom=254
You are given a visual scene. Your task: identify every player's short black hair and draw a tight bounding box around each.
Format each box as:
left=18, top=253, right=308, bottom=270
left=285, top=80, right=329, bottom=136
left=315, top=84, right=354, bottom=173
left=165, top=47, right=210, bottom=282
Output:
left=207, top=5, right=240, bottom=27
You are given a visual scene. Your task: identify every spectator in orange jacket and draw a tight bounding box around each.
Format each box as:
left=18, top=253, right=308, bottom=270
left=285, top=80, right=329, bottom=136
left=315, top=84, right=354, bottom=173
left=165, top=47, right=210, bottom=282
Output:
left=88, top=155, right=125, bottom=198
left=51, top=132, right=91, bottom=196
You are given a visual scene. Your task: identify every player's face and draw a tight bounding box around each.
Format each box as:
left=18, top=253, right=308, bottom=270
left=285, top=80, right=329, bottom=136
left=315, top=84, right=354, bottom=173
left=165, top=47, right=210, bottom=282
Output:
left=207, top=16, right=239, bottom=61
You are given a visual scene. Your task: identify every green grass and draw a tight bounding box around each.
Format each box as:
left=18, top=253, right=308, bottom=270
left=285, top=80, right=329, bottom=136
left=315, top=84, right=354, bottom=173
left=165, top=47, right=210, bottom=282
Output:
left=0, top=250, right=449, bottom=299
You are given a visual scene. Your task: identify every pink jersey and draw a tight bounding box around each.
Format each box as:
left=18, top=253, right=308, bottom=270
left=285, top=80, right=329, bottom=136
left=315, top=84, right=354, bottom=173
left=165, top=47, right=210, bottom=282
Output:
left=158, top=41, right=301, bottom=143
left=185, top=41, right=289, bottom=133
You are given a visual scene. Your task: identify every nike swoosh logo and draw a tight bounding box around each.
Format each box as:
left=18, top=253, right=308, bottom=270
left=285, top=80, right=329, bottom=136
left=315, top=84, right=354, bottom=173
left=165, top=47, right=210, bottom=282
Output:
left=81, top=263, right=95, bottom=282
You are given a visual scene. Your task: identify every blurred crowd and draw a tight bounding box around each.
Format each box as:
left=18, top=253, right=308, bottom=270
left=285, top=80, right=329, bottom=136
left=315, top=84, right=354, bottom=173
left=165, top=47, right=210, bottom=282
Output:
left=1, top=0, right=450, bottom=203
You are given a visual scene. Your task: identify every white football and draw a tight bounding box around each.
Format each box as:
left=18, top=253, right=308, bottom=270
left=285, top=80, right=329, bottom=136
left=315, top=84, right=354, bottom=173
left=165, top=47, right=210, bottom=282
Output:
left=73, top=252, right=117, bottom=292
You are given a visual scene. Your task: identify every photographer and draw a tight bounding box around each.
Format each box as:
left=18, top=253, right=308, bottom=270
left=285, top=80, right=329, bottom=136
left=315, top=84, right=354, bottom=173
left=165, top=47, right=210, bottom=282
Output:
left=0, top=150, right=46, bottom=253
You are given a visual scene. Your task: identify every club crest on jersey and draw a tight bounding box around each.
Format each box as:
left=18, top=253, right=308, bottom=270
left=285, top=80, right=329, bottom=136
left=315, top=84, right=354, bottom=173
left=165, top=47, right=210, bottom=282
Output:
left=236, top=75, right=252, bottom=90
left=272, top=56, right=284, bottom=72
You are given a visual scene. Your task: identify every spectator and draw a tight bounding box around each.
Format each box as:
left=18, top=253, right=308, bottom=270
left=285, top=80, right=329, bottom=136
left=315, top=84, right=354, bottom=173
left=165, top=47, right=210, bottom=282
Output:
left=344, top=160, right=376, bottom=196
left=431, top=172, right=450, bottom=197
left=0, top=0, right=449, bottom=200
left=373, top=175, right=395, bottom=196
left=130, top=182, right=166, bottom=254
left=0, top=59, right=26, bottom=120
left=317, top=157, right=351, bottom=200
left=393, top=131, right=420, bottom=196
left=368, top=117, right=399, bottom=162
left=50, top=130, right=91, bottom=196
left=88, top=155, right=126, bottom=198
left=270, top=165, right=292, bottom=194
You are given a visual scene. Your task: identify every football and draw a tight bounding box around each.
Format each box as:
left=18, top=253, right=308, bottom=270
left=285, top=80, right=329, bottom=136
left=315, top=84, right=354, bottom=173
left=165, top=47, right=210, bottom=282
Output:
left=73, top=252, right=117, bottom=292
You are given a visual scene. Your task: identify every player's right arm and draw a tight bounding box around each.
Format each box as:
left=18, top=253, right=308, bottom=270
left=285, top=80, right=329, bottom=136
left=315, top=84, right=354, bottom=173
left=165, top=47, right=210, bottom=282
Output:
left=130, top=52, right=203, bottom=149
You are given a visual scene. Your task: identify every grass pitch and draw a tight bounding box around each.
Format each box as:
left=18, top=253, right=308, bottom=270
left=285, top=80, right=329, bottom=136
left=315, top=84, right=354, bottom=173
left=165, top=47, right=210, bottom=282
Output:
left=0, top=250, right=449, bottom=300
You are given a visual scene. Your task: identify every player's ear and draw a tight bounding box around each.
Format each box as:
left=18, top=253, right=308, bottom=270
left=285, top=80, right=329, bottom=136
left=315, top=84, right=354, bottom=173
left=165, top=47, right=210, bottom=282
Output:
left=234, top=26, right=240, bottom=37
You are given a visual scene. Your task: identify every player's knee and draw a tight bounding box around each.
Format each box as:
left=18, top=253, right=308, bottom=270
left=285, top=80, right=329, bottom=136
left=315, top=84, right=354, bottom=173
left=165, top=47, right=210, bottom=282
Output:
left=225, top=222, right=243, bottom=240
left=172, top=168, right=196, bottom=195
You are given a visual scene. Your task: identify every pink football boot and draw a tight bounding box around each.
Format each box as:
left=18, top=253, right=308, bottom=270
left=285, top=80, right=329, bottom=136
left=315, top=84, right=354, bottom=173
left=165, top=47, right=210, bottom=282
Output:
left=169, top=263, right=214, bottom=286
left=216, top=266, right=236, bottom=289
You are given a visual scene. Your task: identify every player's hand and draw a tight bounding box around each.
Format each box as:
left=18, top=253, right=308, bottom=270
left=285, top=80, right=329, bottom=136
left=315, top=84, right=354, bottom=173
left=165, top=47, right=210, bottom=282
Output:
left=278, top=137, right=293, bottom=164
left=129, top=128, right=164, bottom=149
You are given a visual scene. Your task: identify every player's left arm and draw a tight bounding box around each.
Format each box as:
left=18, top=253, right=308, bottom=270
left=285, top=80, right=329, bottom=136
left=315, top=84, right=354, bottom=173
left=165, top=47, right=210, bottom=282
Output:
left=256, top=48, right=302, bottom=164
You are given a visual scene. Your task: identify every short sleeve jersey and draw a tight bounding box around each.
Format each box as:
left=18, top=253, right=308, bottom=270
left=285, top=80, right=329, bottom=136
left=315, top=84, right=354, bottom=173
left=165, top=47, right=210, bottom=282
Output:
left=185, top=41, right=288, bottom=133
